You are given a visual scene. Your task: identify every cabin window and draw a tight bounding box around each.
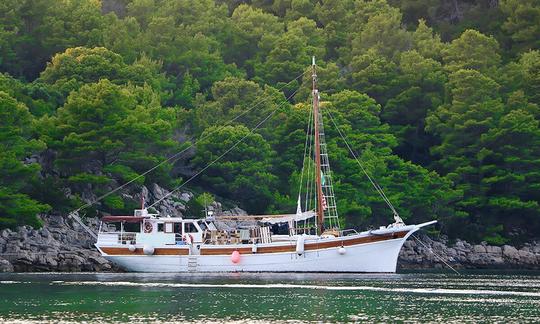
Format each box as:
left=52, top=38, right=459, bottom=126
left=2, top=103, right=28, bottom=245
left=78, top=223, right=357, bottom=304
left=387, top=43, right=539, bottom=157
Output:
left=174, top=223, right=182, bottom=233
left=164, top=222, right=173, bottom=233
left=158, top=223, right=164, bottom=232
left=106, top=223, right=121, bottom=232
left=185, top=223, right=198, bottom=233
left=123, top=222, right=140, bottom=232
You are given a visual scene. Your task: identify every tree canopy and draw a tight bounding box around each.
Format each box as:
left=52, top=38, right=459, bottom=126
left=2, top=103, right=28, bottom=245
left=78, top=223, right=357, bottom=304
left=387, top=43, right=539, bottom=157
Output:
left=1, top=0, right=539, bottom=244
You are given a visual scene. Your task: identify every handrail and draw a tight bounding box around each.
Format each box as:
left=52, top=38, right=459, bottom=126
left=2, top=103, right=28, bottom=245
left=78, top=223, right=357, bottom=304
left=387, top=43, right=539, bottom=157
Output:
left=98, top=231, right=138, bottom=235
left=340, top=229, right=359, bottom=236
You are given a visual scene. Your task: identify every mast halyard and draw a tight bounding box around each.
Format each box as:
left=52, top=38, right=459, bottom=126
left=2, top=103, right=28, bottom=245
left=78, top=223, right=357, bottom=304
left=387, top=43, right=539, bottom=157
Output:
left=312, top=57, right=325, bottom=235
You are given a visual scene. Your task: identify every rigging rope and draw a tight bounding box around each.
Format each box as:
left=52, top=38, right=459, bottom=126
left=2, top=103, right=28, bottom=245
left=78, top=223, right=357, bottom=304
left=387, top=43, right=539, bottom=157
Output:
left=305, top=96, right=315, bottom=226
left=65, top=70, right=309, bottom=239
left=149, top=110, right=278, bottom=209
left=296, top=100, right=314, bottom=232
left=412, top=234, right=461, bottom=275
left=298, top=103, right=313, bottom=208
left=149, top=86, right=303, bottom=209
left=323, top=108, right=403, bottom=221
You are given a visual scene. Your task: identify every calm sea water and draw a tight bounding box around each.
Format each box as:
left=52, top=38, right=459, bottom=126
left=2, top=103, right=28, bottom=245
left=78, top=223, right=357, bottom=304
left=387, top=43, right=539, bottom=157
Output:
left=0, top=271, right=539, bottom=323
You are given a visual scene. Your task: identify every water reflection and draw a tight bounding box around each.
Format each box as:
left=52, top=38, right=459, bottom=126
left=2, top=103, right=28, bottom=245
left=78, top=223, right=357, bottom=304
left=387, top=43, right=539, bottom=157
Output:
left=0, top=271, right=539, bottom=323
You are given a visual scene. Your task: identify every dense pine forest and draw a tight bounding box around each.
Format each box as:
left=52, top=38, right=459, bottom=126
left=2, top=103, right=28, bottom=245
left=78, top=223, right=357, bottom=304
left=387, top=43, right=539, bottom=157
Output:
left=0, top=0, right=539, bottom=244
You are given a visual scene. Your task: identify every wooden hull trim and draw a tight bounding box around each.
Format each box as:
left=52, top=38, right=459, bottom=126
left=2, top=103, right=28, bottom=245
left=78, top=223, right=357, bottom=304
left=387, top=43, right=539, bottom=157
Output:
left=98, top=231, right=409, bottom=256
left=200, top=231, right=408, bottom=255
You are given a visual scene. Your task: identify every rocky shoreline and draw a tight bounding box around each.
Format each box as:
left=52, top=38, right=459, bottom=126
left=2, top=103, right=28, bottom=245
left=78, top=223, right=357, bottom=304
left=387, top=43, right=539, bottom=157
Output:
left=0, top=183, right=193, bottom=273
left=0, top=214, right=114, bottom=273
left=1, top=216, right=538, bottom=272
left=398, top=234, right=540, bottom=270
left=0, top=184, right=538, bottom=273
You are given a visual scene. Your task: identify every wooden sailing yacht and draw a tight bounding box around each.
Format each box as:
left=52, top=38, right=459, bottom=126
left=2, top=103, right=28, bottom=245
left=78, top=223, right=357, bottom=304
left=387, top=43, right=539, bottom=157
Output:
left=94, top=58, right=436, bottom=272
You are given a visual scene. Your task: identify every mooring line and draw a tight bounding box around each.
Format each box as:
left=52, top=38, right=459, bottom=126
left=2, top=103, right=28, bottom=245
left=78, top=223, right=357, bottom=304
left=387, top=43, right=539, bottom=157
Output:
left=412, top=234, right=461, bottom=275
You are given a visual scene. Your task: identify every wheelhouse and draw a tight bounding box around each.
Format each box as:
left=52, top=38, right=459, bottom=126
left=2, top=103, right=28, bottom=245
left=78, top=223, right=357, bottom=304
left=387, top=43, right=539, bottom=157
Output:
left=97, top=208, right=211, bottom=246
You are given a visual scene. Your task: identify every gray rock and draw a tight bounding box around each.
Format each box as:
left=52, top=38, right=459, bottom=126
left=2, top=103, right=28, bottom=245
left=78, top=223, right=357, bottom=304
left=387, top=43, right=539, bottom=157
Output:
left=88, top=255, right=109, bottom=266
left=152, top=183, right=168, bottom=200
left=81, top=190, right=97, bottom=206
left=473, top=245, right=486, bottom=253
left=0, top=258, right=13, bottom=272
left=485, top=245, right=502, bottom=254
left=172, top=201, right=185, bottom=210
left=433, top=242, right=445, bottom=250
left=518, top=250, right=537, bottom=264
left=454, top=240, right=467, bottom=251
left=15, top=251, right=34, bottom=265
left=17, top=227, right=28, bottom=240
left=398, top=236, right=540, bottom=270
left=1, top=229, right=10, bottom=239
left=221, top=207, right=248, bottom=216
left=503, top=245, right=519, bottom=259
left=403, top=240, right=415, bottom=248
left=180, top=192, right=192, bottom=202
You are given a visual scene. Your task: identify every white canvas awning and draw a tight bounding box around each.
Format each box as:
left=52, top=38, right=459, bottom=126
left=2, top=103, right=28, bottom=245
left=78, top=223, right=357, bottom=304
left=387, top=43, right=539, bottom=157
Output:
left=261, top=211, right=316, bottom=224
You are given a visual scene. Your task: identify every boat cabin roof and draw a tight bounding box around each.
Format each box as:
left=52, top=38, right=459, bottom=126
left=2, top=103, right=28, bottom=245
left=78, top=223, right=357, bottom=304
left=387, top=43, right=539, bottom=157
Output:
left=101, top=216, right=148, bottom=223
left=100, top=208, right=211, bottom=228
left=101, top=216, right=204, bottom=223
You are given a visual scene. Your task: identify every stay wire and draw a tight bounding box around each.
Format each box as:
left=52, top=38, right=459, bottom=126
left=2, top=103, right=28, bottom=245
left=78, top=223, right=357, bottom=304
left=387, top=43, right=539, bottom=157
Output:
left=323, top=107, right=400, bottom=218
left=149, top=86, right=302, bottom=209
left=298, top=103, right=314, bottom=208
left=65, top=70, right=309, bottom=237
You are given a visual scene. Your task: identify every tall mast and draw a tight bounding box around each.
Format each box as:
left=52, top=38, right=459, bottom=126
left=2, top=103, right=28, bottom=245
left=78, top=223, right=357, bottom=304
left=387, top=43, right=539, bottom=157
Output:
left=312, top=57, right=325, bottom=235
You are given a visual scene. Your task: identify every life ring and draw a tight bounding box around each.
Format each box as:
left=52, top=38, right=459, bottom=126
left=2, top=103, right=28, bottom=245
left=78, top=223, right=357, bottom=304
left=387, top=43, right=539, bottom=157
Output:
left=144, top=222, right=153, bottom=233
left=182, top=233, right=194, bottom=244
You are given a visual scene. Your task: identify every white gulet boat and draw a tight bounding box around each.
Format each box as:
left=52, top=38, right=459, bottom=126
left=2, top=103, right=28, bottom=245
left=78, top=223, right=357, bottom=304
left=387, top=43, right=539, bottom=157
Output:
left=95, top=58, right=436, bottom=273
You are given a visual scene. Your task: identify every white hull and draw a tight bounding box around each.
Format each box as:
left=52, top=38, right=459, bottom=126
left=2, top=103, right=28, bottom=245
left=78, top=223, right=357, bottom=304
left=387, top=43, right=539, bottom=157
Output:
left=97, top=223, right=433, bottom=273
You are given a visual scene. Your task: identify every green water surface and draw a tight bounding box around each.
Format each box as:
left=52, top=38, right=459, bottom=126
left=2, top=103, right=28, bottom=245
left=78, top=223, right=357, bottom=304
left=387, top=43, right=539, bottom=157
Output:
left=0, top=271, right=539, bottom=323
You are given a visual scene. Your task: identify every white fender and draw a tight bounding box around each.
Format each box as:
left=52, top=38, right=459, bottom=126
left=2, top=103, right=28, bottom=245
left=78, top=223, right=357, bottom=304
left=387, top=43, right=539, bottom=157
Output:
left=338, top=246, right=346, bottom=255
left=143, top=245, right=155, bottom=255
left=251, top=244, right=258, bottom=253
left=128, top=244, right=136, bottom=252
left=296, top=235, right=305, bottom=255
